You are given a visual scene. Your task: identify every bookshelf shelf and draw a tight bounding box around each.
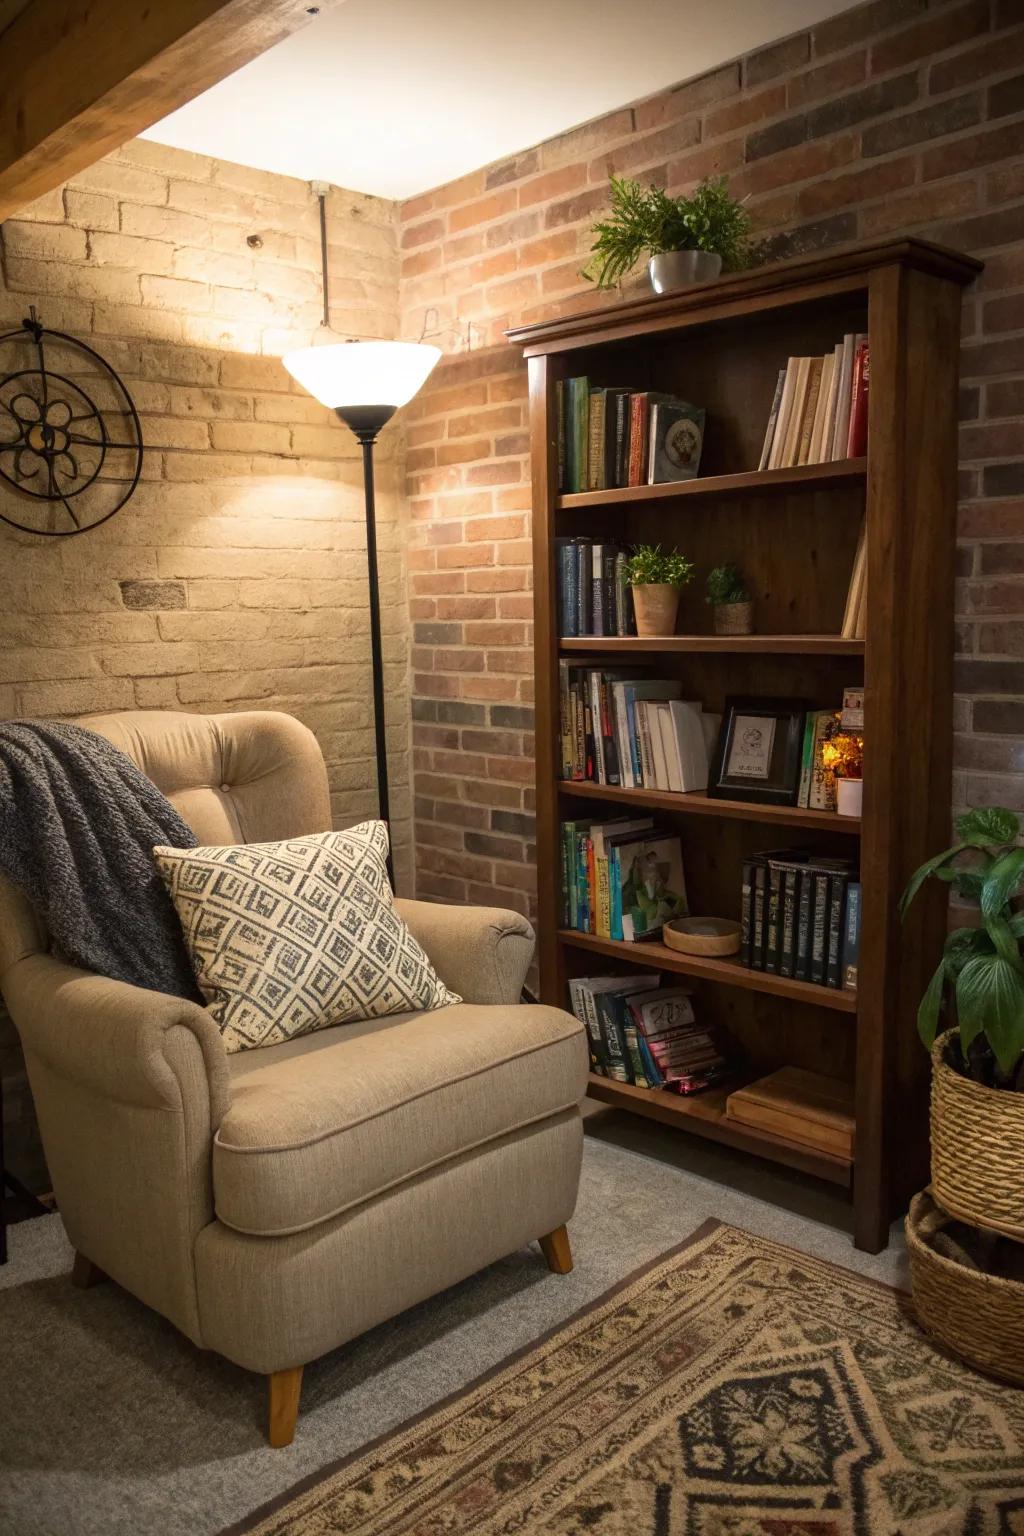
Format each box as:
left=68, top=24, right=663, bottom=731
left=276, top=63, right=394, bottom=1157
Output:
left=560, top=929, right=858, bottom=1013
left=585, top=1074, right=853, bottom=1186
left=559, top=634, right=864, bottom=656
left=556, top=456, right=866, bottom=510
left=557, top=779, right=861, bottom=834
left=509, top=236, right=981, bottom=1253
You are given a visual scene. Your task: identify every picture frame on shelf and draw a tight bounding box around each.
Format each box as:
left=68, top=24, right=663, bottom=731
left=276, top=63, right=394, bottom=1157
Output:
left=709, top=697, right=807, bottom=806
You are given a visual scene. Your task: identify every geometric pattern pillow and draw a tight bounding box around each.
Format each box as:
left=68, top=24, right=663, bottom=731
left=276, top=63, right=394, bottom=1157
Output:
left=152, top=821, right=460, bottom=1053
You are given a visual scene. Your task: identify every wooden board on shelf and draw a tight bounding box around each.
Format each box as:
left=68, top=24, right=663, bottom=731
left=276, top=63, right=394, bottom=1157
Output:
left=559, top=635, right=865, bottom=656
left=557, top=457, right=866, bottom=510
left=585, top=1074, right=853, bottom=1186
left=725, top=1068, right=855, bottom=1158
left=558, top=779, right=861, bottom=833
left=561, top=929, right=857, bottom=1013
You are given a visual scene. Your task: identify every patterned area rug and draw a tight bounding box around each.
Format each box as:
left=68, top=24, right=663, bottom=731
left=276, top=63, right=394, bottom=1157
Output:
left=225, top=1220, right=1024, bottom=1536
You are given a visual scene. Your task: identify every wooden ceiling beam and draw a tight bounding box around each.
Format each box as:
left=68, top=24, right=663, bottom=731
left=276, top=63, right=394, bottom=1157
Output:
left=0, top=0, right=332, bottom=223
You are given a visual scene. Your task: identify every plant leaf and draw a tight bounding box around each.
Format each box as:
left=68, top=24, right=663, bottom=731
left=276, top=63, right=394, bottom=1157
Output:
left=981, top=846, right=1024, bottom=922
left=956, top=806, right=1021, bottom=848
left=953, top=870, right=986, bottom=903
left=943, top=925, right=995, bottom=974
left=955, top=954, right=1024, bottom=1074
left=899, top=843, right=968, bottom=919
left=917, top=957, right=948, bottom=1049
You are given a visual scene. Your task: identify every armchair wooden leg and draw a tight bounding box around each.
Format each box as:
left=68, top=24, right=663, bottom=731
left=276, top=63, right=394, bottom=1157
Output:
left=539, top=1224, right=573, bottom=1274
left=71, top=1251, right=107, bottom=1289
left=268, top=1366, right=304, bottom=1448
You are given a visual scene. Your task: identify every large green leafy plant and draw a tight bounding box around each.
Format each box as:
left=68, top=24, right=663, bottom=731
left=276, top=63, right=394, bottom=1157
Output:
left=900, top=806, right=1024, bottom=1088
left=586, top=176, right=755, bottom=289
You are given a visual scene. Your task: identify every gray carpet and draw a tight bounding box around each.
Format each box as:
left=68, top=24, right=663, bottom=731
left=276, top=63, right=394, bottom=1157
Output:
left=0, top=1111, right=907, bottom=1536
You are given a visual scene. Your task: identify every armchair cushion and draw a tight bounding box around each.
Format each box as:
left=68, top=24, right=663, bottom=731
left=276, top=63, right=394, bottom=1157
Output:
left=154, top=822, right=458, bottom=1053
left=213, top=1001, right=588, bottom=1237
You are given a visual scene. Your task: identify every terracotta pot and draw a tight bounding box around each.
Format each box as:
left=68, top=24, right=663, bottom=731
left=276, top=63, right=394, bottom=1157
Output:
left=712, top=599, right=753, bottom=635
left=648, top=249, right=723, bottom=294
left=930, top=1028, right=1024, bottom=1241
left=631, top=582, right=679, bottom=637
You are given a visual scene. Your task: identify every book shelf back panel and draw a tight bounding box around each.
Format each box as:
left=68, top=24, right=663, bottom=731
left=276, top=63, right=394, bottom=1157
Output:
left=557, top=293, right=870, bottom=479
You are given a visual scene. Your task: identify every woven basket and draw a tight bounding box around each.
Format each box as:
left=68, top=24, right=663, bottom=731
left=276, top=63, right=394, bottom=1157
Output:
left=931, top=1029, right=1024, bottom=1241
left=712, top=600, right=753, bottom=635
left=906, top=1189, right=1024, bottom=1387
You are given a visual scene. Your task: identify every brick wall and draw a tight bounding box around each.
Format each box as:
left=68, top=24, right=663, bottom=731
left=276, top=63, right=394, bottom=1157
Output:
left=0, top=141, right=407, bottom=1186
left=398, top=0, right=1024, bottom=931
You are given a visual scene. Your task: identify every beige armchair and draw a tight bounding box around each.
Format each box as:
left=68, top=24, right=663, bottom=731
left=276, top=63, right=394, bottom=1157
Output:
left=0, top=710, right=588, bottom=1445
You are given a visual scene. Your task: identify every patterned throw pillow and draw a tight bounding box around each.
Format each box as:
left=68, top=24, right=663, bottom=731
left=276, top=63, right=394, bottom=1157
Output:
left=153, top=821, right=459, bottom=1053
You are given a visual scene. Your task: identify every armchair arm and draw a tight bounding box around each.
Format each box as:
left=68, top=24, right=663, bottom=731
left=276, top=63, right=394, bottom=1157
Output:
left=3, top=953, right=230, bottom=1122
left=394, top=898, right=535, bottom=1006
left=2, top=954, right=228, bottom=1346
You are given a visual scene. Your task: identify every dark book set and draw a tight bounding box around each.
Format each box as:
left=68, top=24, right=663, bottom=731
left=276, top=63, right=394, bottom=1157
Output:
left=558, top=376, right=705, bottom=493
left=741, top=849, right=860, bottom=992
left=556, top=539, right=635, bottom=637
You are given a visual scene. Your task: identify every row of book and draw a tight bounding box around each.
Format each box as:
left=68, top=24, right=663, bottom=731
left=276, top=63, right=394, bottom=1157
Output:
left=741, top=847, right=860, bottom=990
left=561, top=818, right=687, bottom=942
left=559, top=664, right=719, bottom=790
left=557, top=377, right=706, bottom=493
left=568, top=974, right=729, bottom=1093
left=759, top=333, right=869, bottom=471
left=556, top=538, right=636, bottom=637
left=796, top=689, right=864, bottom=811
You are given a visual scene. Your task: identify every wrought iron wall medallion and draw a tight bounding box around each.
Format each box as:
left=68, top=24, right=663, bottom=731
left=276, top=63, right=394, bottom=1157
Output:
left=0, top=311, right=143, bottom=536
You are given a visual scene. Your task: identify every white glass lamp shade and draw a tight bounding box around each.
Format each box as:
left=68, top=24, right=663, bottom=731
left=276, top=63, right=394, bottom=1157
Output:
left=281, top=339, right=441, bottom=410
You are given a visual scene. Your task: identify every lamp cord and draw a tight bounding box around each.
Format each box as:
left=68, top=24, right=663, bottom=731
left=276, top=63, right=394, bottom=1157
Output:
left=316, top=187, right=330, bottom=329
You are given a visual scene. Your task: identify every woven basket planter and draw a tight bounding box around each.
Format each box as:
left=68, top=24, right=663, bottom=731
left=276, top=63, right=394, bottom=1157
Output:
left=931, top=1029, right=1024, bottom=1241
left=906, top=1189, right=1024, bottom=1387
left=712, top=600, right=753, bottom=635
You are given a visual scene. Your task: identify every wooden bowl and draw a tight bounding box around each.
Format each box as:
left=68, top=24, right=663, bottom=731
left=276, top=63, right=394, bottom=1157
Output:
left=663, top=916, right=741, bottom=957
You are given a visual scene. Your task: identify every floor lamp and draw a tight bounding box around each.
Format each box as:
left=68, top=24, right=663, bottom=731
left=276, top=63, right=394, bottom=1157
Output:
left=282, top=339, right=440, bottom=887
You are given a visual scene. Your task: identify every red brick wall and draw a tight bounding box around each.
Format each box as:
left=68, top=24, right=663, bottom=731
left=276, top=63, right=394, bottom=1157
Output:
left=399, top=0, right=1024, bottom=922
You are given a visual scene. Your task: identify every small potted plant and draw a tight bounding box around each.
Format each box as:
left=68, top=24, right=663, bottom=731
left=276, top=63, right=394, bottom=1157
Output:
left=625, top=544, right=693, bottom=637
left=587, top=175, right=755, bottom=295
left=706, top=564, right=753, bottom=635
left=901, top=806, right=1024, bottom=1382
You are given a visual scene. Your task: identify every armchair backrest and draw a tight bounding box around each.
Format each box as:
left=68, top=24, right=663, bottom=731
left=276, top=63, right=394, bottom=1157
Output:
left=0, top=709, right=332, bottom=975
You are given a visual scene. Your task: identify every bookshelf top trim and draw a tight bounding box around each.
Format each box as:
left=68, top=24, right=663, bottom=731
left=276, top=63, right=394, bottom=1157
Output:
left=557, top=458, right=866, bottom=510
left=506, top=238, right=981, bottom=357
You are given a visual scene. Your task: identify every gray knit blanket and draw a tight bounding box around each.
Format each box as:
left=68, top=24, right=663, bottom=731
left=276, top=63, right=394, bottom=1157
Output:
left=0, top=721, right=201, bottom=1000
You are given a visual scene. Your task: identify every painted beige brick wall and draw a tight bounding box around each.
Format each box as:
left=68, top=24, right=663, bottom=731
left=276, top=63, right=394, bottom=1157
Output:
left=0, top=140, right=409, bottom=1186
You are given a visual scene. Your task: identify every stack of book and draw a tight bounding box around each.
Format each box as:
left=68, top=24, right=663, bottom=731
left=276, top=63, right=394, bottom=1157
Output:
left=740, top=847, right=860, bottom=990
left=558, top=663, right=719, bottom=789
left=569, top=975, right=730, bottom=1093
left=557, top=377, right=706, bottom=492
left=561, top=818, right=687, bottom=941
left=796, top=689, right=863, bottom=811
left=556, top=537, right=635, bottom=637
left=758, top=333, right=869, bottom=470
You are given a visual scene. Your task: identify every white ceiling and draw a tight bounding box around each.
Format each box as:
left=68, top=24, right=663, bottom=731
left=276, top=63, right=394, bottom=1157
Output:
left=144, top=0, right=864, bottom=202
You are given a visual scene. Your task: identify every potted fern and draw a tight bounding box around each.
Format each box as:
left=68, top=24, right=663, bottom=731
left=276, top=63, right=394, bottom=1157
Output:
left=706, top=564, right=753, bottom=635
left=587, top=176, right=754, bottom=294
left=625, top=545, right=694, bottom=636
left=902, top=806, right=1024, bottom=1384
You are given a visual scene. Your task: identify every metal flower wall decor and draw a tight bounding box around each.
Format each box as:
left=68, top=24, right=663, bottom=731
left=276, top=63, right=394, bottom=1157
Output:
left=0, top=310, right=143, bottom=536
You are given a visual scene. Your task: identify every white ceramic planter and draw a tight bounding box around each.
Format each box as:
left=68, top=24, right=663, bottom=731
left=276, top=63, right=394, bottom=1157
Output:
left=648, top=249, right=723, bottom=294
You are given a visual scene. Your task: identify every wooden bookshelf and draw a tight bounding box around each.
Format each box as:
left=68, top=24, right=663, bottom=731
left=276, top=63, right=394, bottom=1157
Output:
left=508, top=236, right=981, bottom=1253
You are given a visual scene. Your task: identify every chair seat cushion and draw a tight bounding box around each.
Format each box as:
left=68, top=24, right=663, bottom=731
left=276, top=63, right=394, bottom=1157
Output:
left=213, top=1002, right=588, bottom=1236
